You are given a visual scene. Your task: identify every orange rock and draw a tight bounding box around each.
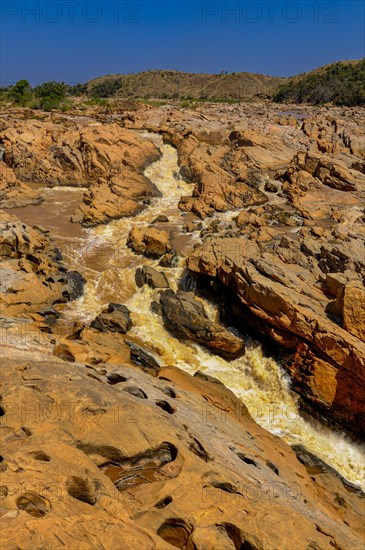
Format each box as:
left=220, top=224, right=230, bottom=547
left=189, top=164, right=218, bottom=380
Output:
left=342, top=282, right=365, bottom=341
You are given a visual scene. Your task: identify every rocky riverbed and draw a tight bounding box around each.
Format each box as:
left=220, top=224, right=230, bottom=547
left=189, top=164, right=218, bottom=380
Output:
left=0, top=102, right=364, bottom=549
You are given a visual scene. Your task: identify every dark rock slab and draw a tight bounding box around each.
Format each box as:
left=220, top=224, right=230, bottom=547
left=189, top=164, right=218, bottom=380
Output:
left=125, top=340, right=161, bottom=376
left=135, top=266, right=169, bottom=289
left=160, top=290, right=245, bottom=360
left=91, top=303, right=132, bottom=334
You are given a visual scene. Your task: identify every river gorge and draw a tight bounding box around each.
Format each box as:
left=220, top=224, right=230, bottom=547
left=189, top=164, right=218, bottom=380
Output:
left=1, top=103, right=364, bottom=549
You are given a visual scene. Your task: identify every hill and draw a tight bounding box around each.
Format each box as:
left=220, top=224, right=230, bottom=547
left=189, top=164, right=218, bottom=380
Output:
left=273, top=59, right=365, bottom=106
left=87, top=70, right=282, bottom=101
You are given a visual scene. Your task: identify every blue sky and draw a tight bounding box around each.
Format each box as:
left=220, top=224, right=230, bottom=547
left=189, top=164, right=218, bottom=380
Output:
left=1, top=0, right=364, bottom=85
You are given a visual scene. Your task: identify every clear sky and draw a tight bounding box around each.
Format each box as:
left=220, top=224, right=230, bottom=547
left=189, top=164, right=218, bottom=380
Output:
left=1, top=0, right=364, bottom=85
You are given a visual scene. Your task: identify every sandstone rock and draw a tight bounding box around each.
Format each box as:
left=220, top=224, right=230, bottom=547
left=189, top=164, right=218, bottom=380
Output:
left=127, top=226, right=172, bottom=259
left=0, top=120, right=160, bottom=188
left=160, top=289, right=245, bottom=360
left=0, top=119, right=161, bottom=226
left=91, top=303, right=132, bottom=334
left=166, top=128, right=274, bottom=218
left=0, top=211, right=78, bottom=316
left=187, top=235, right=365, bottom=435
left=54, top=326, right=131, bottom=367
left=182, top=220, right=202, bottom=232
left=341, top=282, right=365, bottom=341
left=0, top=345, right=363, bottom=550
left=284, top=152, right=363, bottom=192
left=1, top=104, right=365, bottom=549
left=326, top=272, right=348, bottom=297
left=0, top=162, right=43, bottom=208
left=135, top=266, right=169, bottom=289
left=292, top=444, right=364, bottom=493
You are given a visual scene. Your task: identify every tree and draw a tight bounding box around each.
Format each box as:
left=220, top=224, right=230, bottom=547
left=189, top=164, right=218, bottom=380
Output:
left=34, top=81, right=66, bottom=111
left=67, top=83, right=88, bottom=96
left=9, top=80, right=32, bottom=106
left=89, top=78, right=122, bottom=98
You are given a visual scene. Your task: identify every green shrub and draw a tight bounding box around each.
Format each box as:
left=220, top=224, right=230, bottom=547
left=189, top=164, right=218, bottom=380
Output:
left=34, top=81, right=67, bottom=110
left=67, top=83, right=88, bottom=96
left=9, top=80, right=32, bottom=106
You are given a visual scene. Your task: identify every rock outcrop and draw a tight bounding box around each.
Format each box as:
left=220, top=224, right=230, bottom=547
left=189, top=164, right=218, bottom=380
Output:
left=1, top=102, right=364, bottom=549
left=0, top=119, right=161, bottom=226
left=0, top=211, right=83, bottom=316
left=0, top=162, right=43, bottom=208
left=187, top=231, right=365, bottom=435
left=1, top=328, right=364, bottom=549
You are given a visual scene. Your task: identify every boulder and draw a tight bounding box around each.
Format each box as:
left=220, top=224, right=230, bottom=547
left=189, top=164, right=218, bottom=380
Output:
left=152, top=214, right=169, bottom=223
left=135, top=266, right=169, bottom=289
left=127, top=226, right=172, bottom=259
left=66, top=270, right=86, bottom=301
left=91, top=303, right=132, bottom=334
left=160, top=290, right=245, bottom=360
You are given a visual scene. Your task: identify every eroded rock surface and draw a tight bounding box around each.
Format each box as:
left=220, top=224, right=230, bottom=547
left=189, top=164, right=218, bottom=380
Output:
left=0, top=211, right=83, bottom=316
left=0, top=162, right=43, bottom=208
left=0, top=118, right=161, bottom=225
left=91, top=303, right=133, bottom=334
left=1, top=334, right=364, bottom=550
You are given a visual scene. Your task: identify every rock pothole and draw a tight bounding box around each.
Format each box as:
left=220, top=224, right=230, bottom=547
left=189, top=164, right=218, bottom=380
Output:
left=157, top=518, right=196, bottom=549
left=29, top=451, right=51, bottom=462
left=16, top=491, right=51, bottom=517
left=66, top=476, right=98, bottom=506
left=155, top=400, right=176, bottom=414
left=217, top=522, right=258, bottom=550
left=188, top=436, right=212, bottom=462
left=155, top=495, right=173, bottom=509
left=162, top=386, right=177, bottom=398
left=99, top=441, right=178, bottom=492
left=122, top=386, right=148, bottom=399
left=107, top=372, right=128, bottom=385
left=236, top=453, right=258, bottom=467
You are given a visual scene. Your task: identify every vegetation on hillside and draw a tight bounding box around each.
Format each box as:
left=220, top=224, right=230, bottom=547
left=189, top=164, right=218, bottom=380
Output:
left=2, top=61, right=364, bottom=110
left=273, top=60, right=365, bottom=106
left=87, top=70, right=281, bottom=101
